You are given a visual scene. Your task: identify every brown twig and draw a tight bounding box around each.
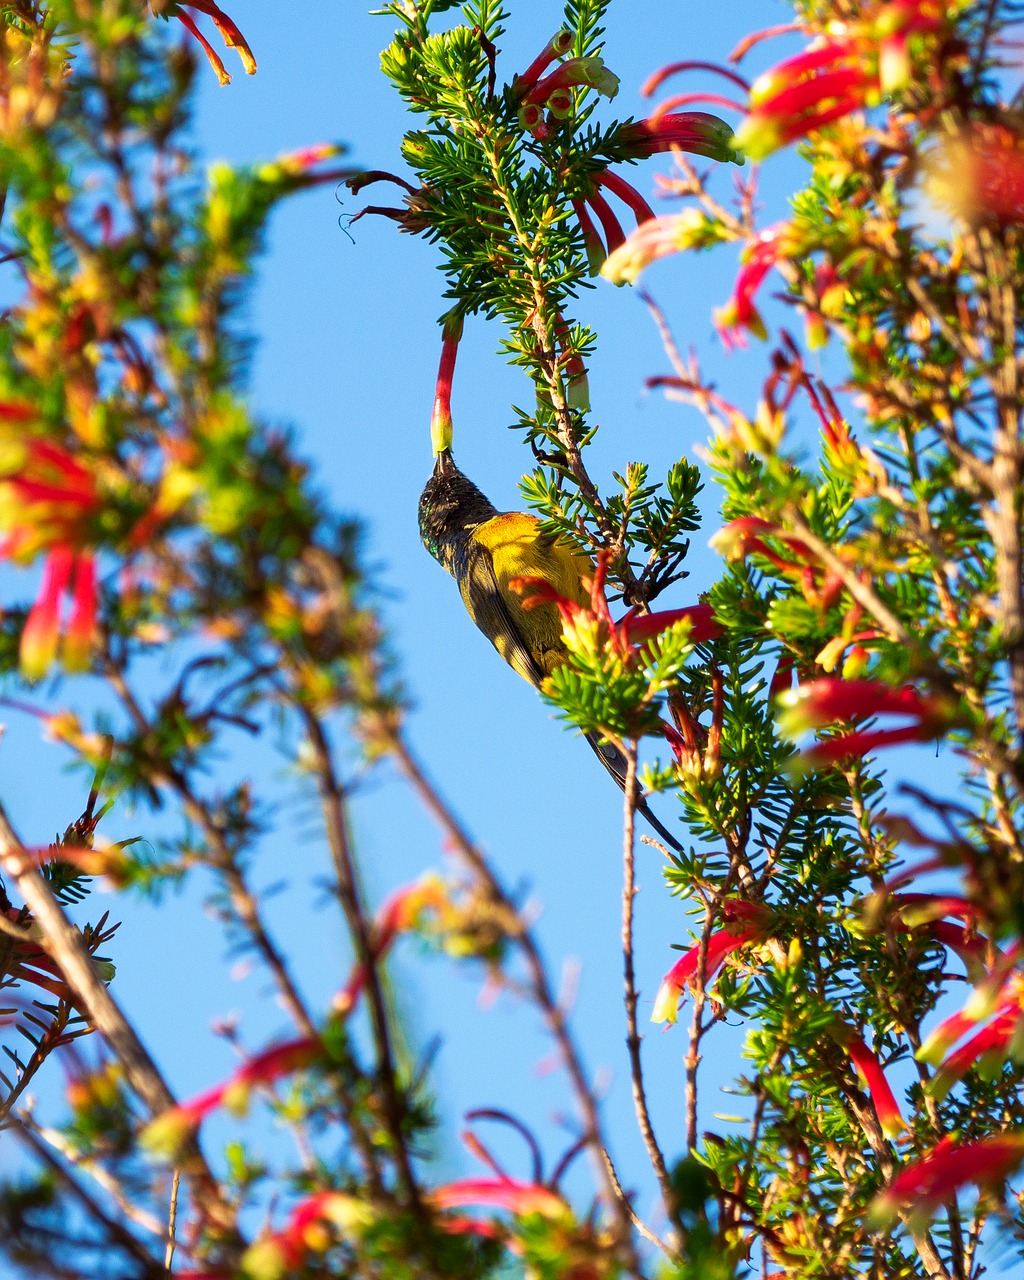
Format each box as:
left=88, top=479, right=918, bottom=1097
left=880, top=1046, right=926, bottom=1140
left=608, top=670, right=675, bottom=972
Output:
left=14, top=1118, right=165, bottom=1274
left=0, top=801, right=235, bottom=1235
left=301, top=710, right=427, bottom=1226
left=386, top=728, right=663, bottom=1268
left=620, top=740, right=677, bottom=1240
left=165, top=1168, right=180, bottom=1270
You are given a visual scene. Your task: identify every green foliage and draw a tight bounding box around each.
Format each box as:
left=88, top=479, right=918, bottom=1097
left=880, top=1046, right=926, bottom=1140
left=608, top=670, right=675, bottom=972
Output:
left=3, top=1, right=1024, bottom=1278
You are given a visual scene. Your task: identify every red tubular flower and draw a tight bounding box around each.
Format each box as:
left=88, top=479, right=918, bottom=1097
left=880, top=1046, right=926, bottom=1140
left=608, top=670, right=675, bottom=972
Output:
left=880, top=893, right=990, bottom=981
left=927, top=1004, right=1024, bottom=1101
left=61, top=552, right=97, bottom=672
left=794, top=724, right=947, bottom=770
left=19, top=548, right=98, bottom=680
left=571, top=198, right=606, bottom=274
left=613, top=111, right=742, bottom=164
left=601, top=210, right=715, bottom=285
left=514, top=30, right=575, bottom=95
left=523, top=56, right=619, bottom=109
left=736, top=5, right=943, bottom=160
left=0, top=436, right=99, bottom=560
left=142, top=1035, right=322, bottom=1154
left=335, top=876, right=449, bottom=1016
left=917, top=970, right=1024, bottom=1076
left=241, top=1191, right=375, bottom=1275
left=0, top=434, right=104, bottom=678
left=777, top=677, right=957, bottom=771
left=710, top=515, right=815, bottom=575
left=169, top=1, right=256, bottom=86
left=431, top=317, right=462, bottom=456
left=891, top=893, right=979, bottom=928
left=844, top=1034, right=908, bottom=1139
left=515, top=563, right=713, bottom=666
left=1, top=906, right=84, bottom=1008
left=621, top=603, right=723, bottom=646
left=652, top=901, right=770, bottom=1025
left=642, top=60, right=751, bottom=100
left=430, top=1178, right=567, bottom=1219
left=581, top=189, right=626, bottom=255
left=776, top=678, right=953, bottom=735
left=593, top=170, right=655, bottom=226
left=18, top=548, right=69, bottom=679
left=919, top=1007, right=987, bottom=1068
left=871, top=1134, right=1024, bottom=1228
left=735, top=41, right=871, bottom=160
left=714, top=225, right=789, bottom=349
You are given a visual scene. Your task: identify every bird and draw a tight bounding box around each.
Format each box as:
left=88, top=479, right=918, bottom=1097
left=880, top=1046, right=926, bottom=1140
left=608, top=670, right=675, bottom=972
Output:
left=419, top=446, right=683, bottom=853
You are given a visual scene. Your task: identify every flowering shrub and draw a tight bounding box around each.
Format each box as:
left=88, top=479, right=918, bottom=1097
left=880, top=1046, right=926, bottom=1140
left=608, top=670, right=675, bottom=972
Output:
left=1, top=1, right=1024, bottom=1279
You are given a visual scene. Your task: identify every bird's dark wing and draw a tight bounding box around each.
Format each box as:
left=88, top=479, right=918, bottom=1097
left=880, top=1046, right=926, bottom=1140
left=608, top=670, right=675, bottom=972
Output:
left=460, top=543, right=547, bottom=687
left=584, top=730, right=683, bottom=853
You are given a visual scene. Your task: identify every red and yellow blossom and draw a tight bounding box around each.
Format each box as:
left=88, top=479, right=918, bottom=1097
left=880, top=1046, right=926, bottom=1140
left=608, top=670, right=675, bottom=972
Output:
left=241, top=1192, right=375, bottom=1279
left=431, top=1177, right=568, bottom=1220
left=714, top=224, right=792, bottom=349
left=840, top=1030, right=908, bottom=1140
left=0, top=426, right=104, bottom=678
left=928, top=123, right=1024, bottom=226
left=141, top=1035, right=323, bottom=1156
left=514, top=556, right=720, bottom=661
left=334, top=874, right=453, bottom=1015
left=601, top=209, right=725, bottom=285
left=162, top=0, right=256, bottom=87
left=735, top=3, right=946, bottom=160
left=871, top=1133, right=1024, bottom=1229
left=652, top=900, right=771, bottom=1025
left=775, top=677, right=959, bottom=769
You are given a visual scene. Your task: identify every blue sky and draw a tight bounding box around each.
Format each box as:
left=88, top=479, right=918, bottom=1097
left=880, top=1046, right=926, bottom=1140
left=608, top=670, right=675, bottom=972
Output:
left=0, top=0, right=979, bottom=1255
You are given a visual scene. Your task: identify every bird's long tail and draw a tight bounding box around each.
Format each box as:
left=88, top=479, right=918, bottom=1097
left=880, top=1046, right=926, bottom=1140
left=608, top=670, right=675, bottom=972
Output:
left=584, top=730, right=683, bottom=854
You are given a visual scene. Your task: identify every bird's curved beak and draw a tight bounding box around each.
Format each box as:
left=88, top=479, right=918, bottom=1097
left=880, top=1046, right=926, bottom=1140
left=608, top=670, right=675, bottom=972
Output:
left=433, top=447, right=455, bottom=477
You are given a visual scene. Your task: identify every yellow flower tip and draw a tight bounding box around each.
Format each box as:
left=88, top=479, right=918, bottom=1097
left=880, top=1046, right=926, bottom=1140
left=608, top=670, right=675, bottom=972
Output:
left=651, top=979, right=680, bottom=1026
left=599, top=244, right=640, bottom=286
left=880, top=1112, right=911, bottom=1141
left=866, top=1190, right=900, bottom=1231
left=241, top=1239, right=288, bottom=1280
left=815, top=635, right=848, bottom=673
left=431, top=412, right=453, bottom=456
left=222, top=1079, right=253, bottom=1116
left=733, top=116, right=781, bottom=163
left=319, top=1193, right=375, bottom=1233
left=19, top=623, right=58, bottom=682
left=139, top=1109, right=196, bottom=1159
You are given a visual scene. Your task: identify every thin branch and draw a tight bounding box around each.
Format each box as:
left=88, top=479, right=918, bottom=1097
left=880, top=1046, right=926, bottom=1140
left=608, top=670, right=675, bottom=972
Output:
left=386, top=728, right=665, bottom=1268
left=104, top=665, right=318, bottom=1040
left=13, top=1119, right=165, bottom=1274
left=301, top=710, right=426, bottom=1224
left=0, top=801, right=235, bottom=1234
left=620, top=740, right=677, bottom=1238
left=165, top=1168, right=180, bottom=1271
left=18, top=1111, right=167, bottom=1241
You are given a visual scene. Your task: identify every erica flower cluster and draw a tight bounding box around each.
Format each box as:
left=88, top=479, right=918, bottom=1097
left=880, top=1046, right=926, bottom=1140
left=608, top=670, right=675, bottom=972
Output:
left=776, top=677, right=958, bottom=770
left=735, top=2, right=945, bottom=160
left=0, top=419, right=103, bottom=678
left=651, top=899, right=770, bottom=1025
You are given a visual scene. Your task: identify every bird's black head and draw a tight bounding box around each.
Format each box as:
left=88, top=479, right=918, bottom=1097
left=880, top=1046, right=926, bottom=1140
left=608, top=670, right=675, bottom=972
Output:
left=418, top=448, right=499, bottom=566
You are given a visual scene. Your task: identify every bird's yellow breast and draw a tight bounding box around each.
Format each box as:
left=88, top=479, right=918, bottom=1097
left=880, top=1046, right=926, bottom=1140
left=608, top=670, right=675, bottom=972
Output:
left=466, top=512, right=593, bottom=682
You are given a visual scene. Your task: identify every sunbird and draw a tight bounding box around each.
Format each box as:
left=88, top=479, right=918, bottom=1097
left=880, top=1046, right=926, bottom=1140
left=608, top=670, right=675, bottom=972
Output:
left=419, top=447, right=682, bottom=852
